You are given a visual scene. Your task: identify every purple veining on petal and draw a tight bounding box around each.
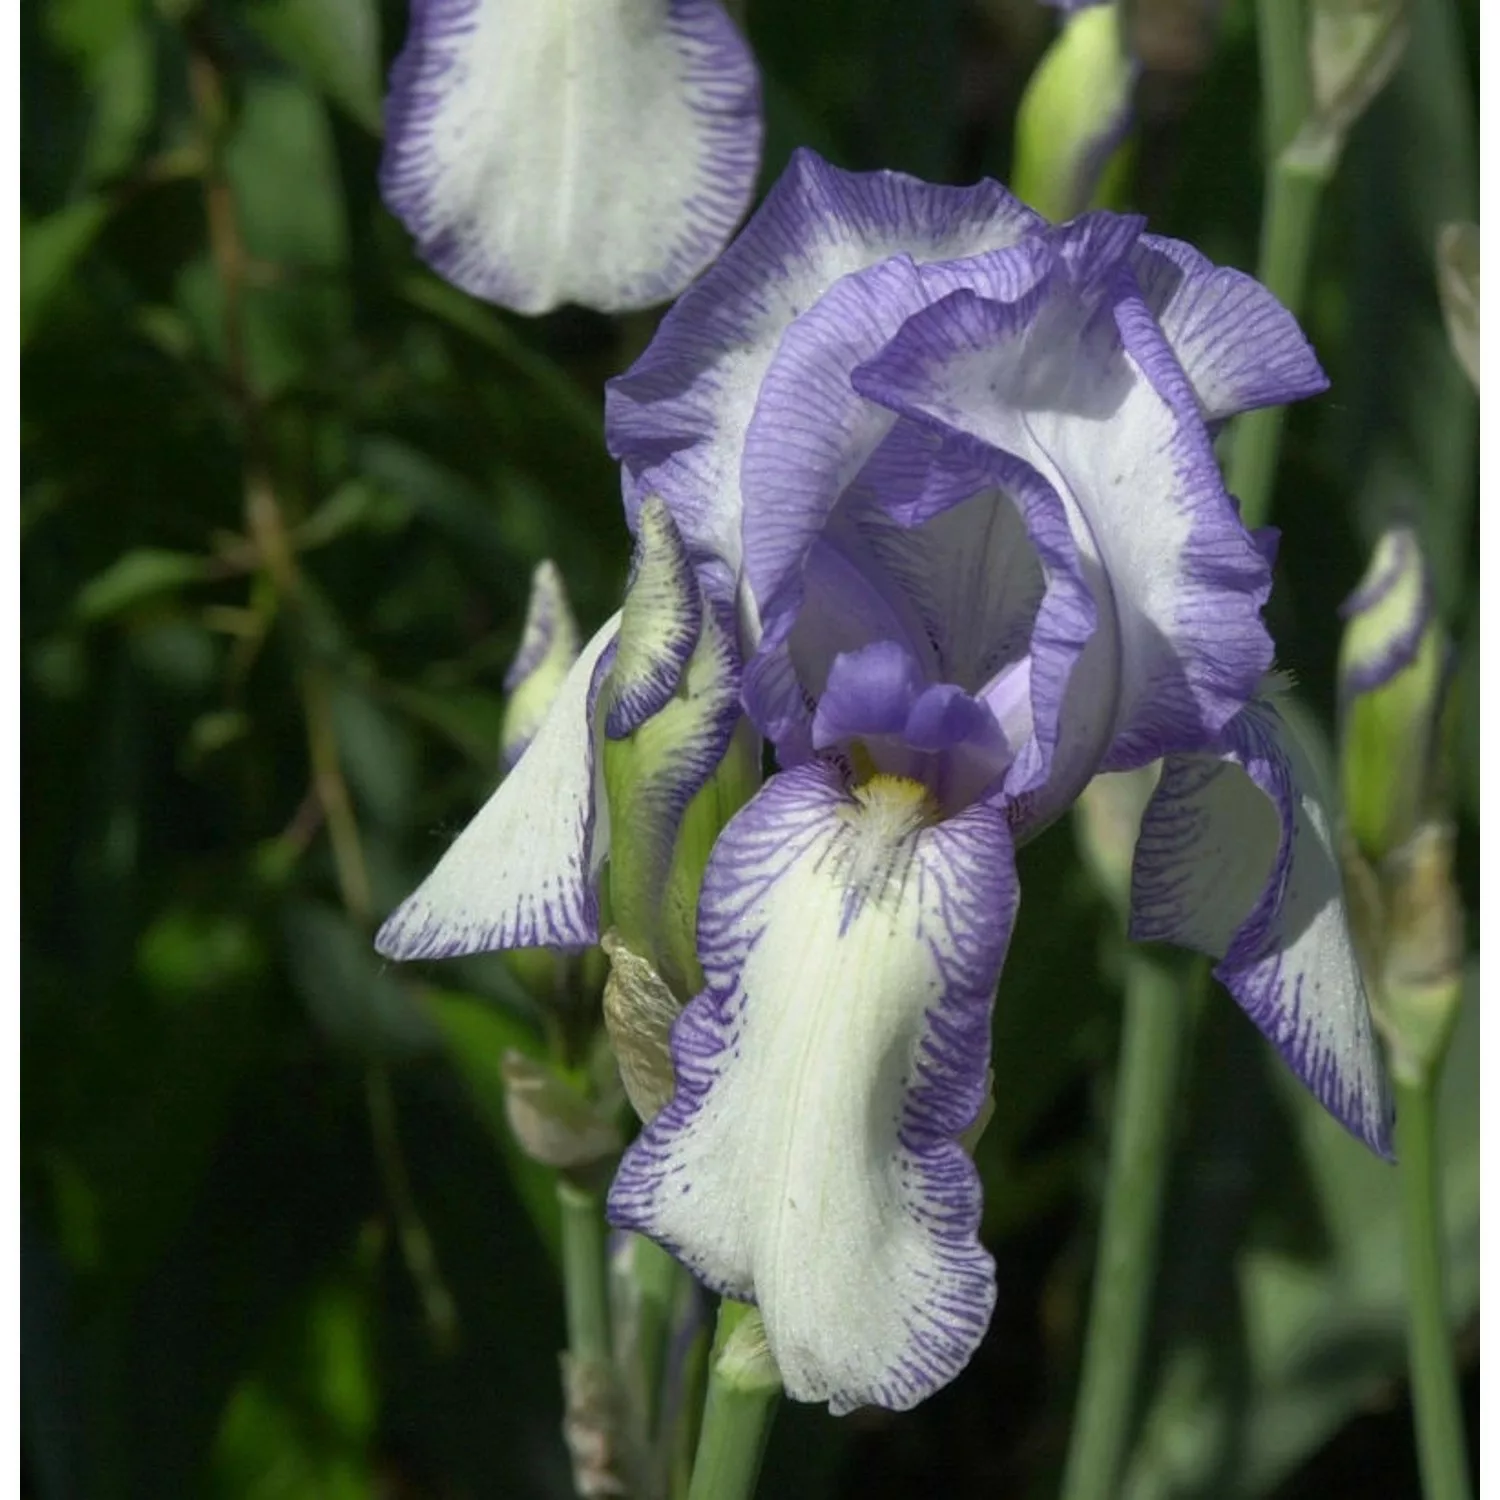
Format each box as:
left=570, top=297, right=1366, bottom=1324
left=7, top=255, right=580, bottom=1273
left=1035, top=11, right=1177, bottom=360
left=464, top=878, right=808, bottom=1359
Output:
left=605, top=149, right=1045, bottom=611
left=381, top=0, right=761, bottom=314
left=608, top=761, right=1019, bottom=1413
left=375, top=625, right=620, bottom=960
left=1131, top=234, right=1329, bottom=424
left=1130, top=698, right=1393, bottom=1157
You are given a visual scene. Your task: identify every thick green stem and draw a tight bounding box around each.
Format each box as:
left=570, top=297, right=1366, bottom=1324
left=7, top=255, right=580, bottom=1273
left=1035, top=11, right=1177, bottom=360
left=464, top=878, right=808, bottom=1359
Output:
left=559, top=1181, right=613, bottom=1365
left=1395, top=1075, right=1472, bottom=1500
left=1255, top=0, right=1309, bottom=159
left=686, top=1303, right=780, bottom=1500
left=1059, top=952, right=1195, bottom=1500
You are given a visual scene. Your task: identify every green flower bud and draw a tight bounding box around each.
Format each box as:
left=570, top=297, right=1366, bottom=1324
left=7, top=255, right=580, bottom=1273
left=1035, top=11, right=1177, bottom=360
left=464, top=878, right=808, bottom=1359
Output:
left=1436, top=222, right=1479, bottom=391
left=601, top=500, right=759, bottom=998
left=502, top=560, right=581, bottom=769
left=1013, top=2, right=1135, bottom=222
left=1287, top=0, right=1408, bottom=177
left=1337, top=527, right=1445, bottom=866
left=499, top=1049, right=623, bottom=1171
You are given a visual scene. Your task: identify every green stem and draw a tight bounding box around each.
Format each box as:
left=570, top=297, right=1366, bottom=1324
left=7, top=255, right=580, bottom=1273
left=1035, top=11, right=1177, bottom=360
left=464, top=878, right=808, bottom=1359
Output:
left=1059, top=952, right=1195, bottom=1500
left=1226, top=0, right=1325, bottom=532
left=687, top=1303, right=780, bottom=1500
left=559, top=1181, right=613, bottom=1364
left=1255, top=0, right=1309, bottom=160
left=1395, top=1074, right=1472, bottom=1500
left=1225, top=163, right=1324, bottom=531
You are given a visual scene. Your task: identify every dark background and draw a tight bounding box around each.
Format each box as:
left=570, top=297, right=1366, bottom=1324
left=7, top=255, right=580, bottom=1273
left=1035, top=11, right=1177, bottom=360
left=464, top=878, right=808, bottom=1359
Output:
left=21, top=0, right=1479, bottom=1495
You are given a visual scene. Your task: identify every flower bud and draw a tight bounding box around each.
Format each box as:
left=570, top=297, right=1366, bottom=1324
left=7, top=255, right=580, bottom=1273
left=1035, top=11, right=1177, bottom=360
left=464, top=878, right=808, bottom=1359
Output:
left=501, top=560, right=581, bottom=769
left=499, top=1049, right=623, bottom=1171
left=1436, top=222, right=1479, bottom=391
left=713, top=1301, right=781, bottom=1396
left=1286, top=0, right=1408, bottom=176
left=1013, top=2, right=1136, bottom=222
left=601, top=499, right=758, bottom=997
left=1337, top=527, right=1445, bottom=866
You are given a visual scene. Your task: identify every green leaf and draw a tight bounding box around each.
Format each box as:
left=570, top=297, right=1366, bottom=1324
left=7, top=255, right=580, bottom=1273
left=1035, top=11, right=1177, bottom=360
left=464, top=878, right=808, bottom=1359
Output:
left=74, top=547, right=211, bottom=622
left=244, top=0, right=383, bottom=133
left=1124, top=963, right=1480, bottom=1498
left=177, top=75, right=350, bottom=396
left=283, top=901, right=437, bottom=1058
left=21, top=199, right=110, bottom=345
left=424, top=989, right=562, bottom=1260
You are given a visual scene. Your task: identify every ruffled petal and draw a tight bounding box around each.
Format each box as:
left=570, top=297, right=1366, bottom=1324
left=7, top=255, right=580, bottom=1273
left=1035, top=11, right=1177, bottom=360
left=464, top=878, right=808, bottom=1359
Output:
left=501, top=560, right=581, bottom=768
left=380, top=0, right=761, bottom=314
left=1131, top=235, right=1329, bottom=424
left=853, top=240, right=1272, bottom=779
left=375, top=613, right=619, bottom=959
left=605, top=150, right=1044, bottom=614
left=1129, top=697, right=1393, bottom=1157
left=609, top=762, right=1018, bottom=1412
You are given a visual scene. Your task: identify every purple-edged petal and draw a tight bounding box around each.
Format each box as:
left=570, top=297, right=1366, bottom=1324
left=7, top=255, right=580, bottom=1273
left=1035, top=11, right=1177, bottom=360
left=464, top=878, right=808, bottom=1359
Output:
left=1130, top=696, right=1393, bottom=1156
left=605, top=498, right=704, bottom=739
left=609, top=762, right=1018, bottom=1413
left=1131, top=235, right=1329, bottom=423
left=605, top=150, right=1045, bottom=616
left=375, top=613, right=619, bottom=959
left=502, top=560, right=581, bottom=768
left=853, top=251, right=1272, bottom=780
left=741, top=241, right=1052, bottom=638
left=380, top=0, right=761, bottom=315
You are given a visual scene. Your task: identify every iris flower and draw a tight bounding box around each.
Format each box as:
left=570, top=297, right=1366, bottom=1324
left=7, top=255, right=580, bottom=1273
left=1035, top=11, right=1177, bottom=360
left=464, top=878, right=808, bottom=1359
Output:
left=377, top=150, right=1390, bottom=1415
left=380, top=0, right=762, bottom=314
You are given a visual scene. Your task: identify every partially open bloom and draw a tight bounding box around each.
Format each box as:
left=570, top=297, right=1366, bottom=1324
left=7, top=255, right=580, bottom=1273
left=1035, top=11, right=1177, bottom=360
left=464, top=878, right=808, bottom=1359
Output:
left=378, top=150, right=1390, bottom=1416
left=381, top=0, right=762, bottom=314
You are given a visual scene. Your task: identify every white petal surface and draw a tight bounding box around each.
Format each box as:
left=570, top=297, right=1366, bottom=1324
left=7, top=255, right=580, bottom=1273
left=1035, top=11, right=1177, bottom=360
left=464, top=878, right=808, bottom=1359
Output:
left=375, top=614, right=620, bottom=959
left=610, top=762, right=1019, bottom=1412
left=381, top=0, right=761, bottom=314
left=1130, top=698, right=1393, bottom=1155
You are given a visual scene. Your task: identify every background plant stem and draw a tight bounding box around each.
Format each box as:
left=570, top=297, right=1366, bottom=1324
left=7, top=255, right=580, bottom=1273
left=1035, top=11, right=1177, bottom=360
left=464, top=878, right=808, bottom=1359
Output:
left=1059, top=952, right=1197, bottom=1500
left=1395, top=1074, right=1472, bottom=1500
left=559, top=1182, right=614, bottom=1366
left=1227, top=0, right=1323, bottom=533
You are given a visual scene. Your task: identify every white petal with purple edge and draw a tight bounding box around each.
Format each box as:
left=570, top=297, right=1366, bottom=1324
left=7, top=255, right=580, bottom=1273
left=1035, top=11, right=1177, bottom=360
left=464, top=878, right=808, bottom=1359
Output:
left=380, top=0, right=761, bottom=315
left=606, top=151, right=1045, bottom=614
left=609, top=762, right=1018, bottom=1413
left=853, top=252, right=1272, bottom=776
left=1131, top=235, right=1329, bottom=423
left=375, top=613, right=620, bottom=959
left=1129, top=697, right=1393, bottom=1156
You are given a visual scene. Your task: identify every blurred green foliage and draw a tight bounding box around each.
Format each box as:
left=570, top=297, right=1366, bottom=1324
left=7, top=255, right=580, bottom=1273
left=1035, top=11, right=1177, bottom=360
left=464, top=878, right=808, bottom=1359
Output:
left=21, top=0, right=1477, bottom=1496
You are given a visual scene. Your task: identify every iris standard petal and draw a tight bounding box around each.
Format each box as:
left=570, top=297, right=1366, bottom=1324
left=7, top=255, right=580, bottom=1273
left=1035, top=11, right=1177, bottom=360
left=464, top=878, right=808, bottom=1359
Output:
left=1129, top=697, right=1393, bottom=1157
left=375, top=613, right=620, bottom=959
left=1131, top=235, right=1329, bottom=424
left=853, top=246, right=1272, bottom=780
left=609, top=761, right=1018, bottom=1413
left=380, top=0, right=761, bottom=315
left=605, top=150, right=1044, bottom=613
